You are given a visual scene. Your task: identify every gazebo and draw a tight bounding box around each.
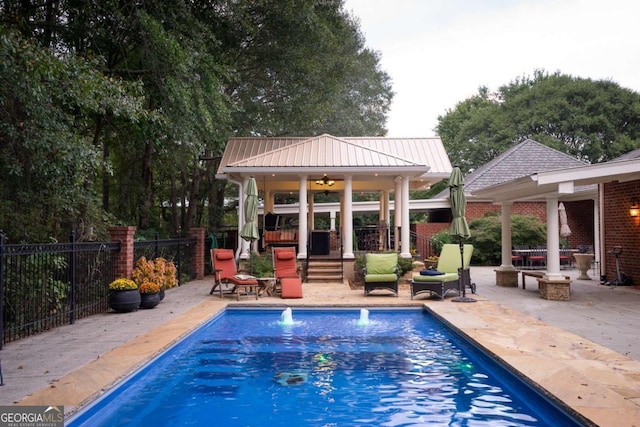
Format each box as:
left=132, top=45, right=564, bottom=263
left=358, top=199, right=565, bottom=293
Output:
left=216, top=134, right=452, bottom=260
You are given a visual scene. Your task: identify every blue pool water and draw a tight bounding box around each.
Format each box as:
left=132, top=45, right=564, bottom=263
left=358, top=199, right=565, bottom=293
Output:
left=68, top=308, right=584, bottom=426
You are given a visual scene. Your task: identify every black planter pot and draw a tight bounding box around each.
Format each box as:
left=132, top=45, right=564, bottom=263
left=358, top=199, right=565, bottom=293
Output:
left=109, top=289, right=141, bottom=313
left=159, top=287, right=165, bottom=302
left=139, top=292, right=161, bottom=309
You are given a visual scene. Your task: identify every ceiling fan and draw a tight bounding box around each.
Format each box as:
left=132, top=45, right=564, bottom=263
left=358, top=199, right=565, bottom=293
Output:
left=315, top=174, right=335, bottom=186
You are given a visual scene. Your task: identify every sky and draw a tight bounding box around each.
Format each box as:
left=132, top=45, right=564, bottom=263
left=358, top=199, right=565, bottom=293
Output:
left=344, top=0, right=640, bottom=137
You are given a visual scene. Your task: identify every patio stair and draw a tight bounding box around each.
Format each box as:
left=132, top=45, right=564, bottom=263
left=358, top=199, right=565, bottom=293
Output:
left=306, top=259, right=343, bottom=282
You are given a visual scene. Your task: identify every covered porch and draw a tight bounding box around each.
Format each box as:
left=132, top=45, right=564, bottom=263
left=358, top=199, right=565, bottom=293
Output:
left=216, top=134, right=452, bottom=262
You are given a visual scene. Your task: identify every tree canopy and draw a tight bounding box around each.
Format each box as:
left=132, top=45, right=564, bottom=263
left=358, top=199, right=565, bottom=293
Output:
left=0, top=0, right=393, bottom=242
left=437, top=70, right=640, bottom=172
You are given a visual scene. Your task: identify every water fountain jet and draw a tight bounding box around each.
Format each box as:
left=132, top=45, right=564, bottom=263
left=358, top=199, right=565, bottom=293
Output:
left=357, top=308, right=370, bottom=326
left=280, top=307, right=294, bottom=326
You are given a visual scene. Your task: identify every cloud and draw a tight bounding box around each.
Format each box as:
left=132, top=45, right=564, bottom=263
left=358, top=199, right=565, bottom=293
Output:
left=345, top=0, right=640, bottom=136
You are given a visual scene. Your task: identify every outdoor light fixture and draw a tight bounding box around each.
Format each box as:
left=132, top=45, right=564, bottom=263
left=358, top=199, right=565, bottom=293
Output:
left=315, top=175, right=335, bottom=186
left=630, top=199, right=639, bottom=217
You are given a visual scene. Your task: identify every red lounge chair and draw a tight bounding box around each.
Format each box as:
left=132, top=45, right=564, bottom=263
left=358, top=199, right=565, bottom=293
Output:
left=209, top=249, right=259, bottom=300
left=273, top=247, right=303, bottom=298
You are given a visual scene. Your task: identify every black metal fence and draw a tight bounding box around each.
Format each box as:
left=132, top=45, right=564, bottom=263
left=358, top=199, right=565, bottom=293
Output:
left=0, top=232, right=119, bottom=348
left=133, top=234, right=197, bottom=285
left=1, top=231, right=198, bottom=347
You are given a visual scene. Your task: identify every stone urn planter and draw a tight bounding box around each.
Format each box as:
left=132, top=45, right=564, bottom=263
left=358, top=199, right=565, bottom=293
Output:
left=138, top=282, right=162, bottom=309
left=139, top=292, right=161, bottom=309
left=108, top=289, right=141, bottom=313
left=424, top=259, right=439, bottom=270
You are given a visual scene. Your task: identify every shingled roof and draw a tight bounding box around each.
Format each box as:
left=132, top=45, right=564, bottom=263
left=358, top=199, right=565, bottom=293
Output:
left=462, top=139, right=588, bottom=194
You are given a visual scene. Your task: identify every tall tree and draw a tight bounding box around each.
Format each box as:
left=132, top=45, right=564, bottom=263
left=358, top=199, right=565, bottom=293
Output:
left=437, top=70, right=640, bottom=172
left=0, top=0, right=393, bottom=241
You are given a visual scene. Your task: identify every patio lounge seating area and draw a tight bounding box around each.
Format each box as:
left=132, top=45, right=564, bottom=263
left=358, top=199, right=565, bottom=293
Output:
left=411, top=244, right=474, bottom=300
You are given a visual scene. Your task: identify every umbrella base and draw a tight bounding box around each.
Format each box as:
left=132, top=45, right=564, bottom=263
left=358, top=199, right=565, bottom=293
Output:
left=452, top=296, right=477, bottom=303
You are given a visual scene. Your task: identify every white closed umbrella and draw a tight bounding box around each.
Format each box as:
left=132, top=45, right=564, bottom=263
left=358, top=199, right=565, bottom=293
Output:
left=559, top=203, right=571, bottom=239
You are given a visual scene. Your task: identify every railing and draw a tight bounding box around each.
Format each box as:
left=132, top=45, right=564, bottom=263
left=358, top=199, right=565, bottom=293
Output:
left=0, top=231, right=119, bottom=348
left=1, top=231, right=198, bottom=347
left=134, top=233, right=197, bottom=285
left=353, top=226, right=433, bottom=259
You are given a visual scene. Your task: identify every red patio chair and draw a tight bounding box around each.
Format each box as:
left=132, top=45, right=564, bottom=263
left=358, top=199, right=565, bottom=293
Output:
left=209, top=249, right=259, bottom=300
left=273, top=247, right=303, bottom=298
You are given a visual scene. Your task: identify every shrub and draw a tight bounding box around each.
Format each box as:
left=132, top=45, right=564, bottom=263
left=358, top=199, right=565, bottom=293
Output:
left=249, top=252, right=274, bottom=277
left=133, top=257, right=178, bottom=289
left=428, top=213, right=547, bottom=265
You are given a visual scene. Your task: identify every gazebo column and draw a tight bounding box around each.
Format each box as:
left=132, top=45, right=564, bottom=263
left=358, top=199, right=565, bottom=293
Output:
left=544, top=196, right=562, bottom=279
left=400, top=176, right=411, bottom=258
left=394, top=178, right=402, bottom=251
left=495, top=202, right=518, bottom=287
left=297, top=175, right=308, bottom=259
left=343, top=175, right=354, bottom=259
left=536, top=196, right=572, bottom=300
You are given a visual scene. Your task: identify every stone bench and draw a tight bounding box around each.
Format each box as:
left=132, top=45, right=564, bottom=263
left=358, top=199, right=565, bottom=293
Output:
left=521, top=270, right=569, bottom=289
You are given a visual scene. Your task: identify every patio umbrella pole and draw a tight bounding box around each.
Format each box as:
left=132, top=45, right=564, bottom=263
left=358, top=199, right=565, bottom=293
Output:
left=449, top=166, right=476, bottom=303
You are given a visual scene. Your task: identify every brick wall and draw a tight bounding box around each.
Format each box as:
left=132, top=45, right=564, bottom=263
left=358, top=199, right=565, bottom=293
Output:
left=603, top=180, right=640, bottom=284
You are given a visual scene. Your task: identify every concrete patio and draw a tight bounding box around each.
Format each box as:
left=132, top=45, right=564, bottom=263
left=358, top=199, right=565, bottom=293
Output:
left=2, top=265, right=640, bottom=426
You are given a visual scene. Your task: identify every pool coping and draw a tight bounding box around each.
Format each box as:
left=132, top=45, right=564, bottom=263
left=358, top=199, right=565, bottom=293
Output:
left=16, top=297, right=640, bottom=426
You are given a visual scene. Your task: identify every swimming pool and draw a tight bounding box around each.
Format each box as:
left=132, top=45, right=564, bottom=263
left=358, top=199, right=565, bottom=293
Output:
left=68, top=307, right=585, bottom=426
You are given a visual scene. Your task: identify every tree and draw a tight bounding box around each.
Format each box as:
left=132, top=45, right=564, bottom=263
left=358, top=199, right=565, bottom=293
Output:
left=437, top=70, right=640, bottom=172
left=0, top=0, right=393, bottom=241
left=0, top=28, right=146, bottom=242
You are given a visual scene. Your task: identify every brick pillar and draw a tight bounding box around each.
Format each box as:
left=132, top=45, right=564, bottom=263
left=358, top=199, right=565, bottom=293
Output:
left=109, top=226, right=136, bottom=279
left=190, top=227, right=206, bottom=280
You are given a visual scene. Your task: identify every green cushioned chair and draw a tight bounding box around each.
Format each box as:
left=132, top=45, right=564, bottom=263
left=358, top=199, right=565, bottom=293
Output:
left=411, top=244, right=475, bottom=300
left=363, top=253, right=399, bottom=296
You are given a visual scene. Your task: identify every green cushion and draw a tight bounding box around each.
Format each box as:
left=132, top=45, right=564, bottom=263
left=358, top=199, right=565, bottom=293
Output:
left=412, top=272, right=458, bottom=283
left=365, top=253, right=398, bottom=275
left=365, top=273, right=398, bottom=283
left=435, top=244, right=473, bottom=273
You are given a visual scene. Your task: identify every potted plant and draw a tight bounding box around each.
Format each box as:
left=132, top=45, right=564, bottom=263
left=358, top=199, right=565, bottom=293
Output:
left=424, top=255, right=439, bottom=270
left=133, top=256, right=178, bottom=301
left=108, top=278, right=141, bottom=312
left=138, top=282, right=161, bottom=309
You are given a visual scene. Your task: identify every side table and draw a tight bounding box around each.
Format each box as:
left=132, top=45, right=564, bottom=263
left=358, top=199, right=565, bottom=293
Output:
left=257, top=277, right=278, bottom=296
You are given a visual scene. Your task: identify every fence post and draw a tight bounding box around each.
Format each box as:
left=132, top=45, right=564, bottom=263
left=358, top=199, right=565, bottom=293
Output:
left=190, top=228, right=205, bottom=280
left=70, top=230, right=77, bottom=325
left=0, top=230, right=4, bottom=350
left=109, top=226, right=137, bottom=279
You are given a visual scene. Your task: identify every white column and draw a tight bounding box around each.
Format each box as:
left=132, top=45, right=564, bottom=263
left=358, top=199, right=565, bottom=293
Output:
left=394, top=178, right=402, bottom=251
left=499, top=202, right=517, bottom=270
left=544, top=196, right=563, bottom=280
left=383, top=190, right=391, bottom=250
left=383, top=190, right=391, bottom=228
left=239, top=176, right=249, bottom=259
left=343, top=176, right=354, bottom=259
left=264, top=189, right=274, bottom=214
left=330, top=210, right=336, bottom=231
left=400, top=176, right=411, bottom=258
left=297, top=176, right=308, bottom=259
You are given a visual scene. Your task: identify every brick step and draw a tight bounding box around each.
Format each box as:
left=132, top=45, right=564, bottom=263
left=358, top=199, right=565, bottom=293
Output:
left=306, top=274, right=344, bottom=282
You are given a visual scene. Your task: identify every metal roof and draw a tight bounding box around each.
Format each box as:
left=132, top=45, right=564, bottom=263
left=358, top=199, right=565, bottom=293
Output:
left=217, top=134, right=452, bottom=189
